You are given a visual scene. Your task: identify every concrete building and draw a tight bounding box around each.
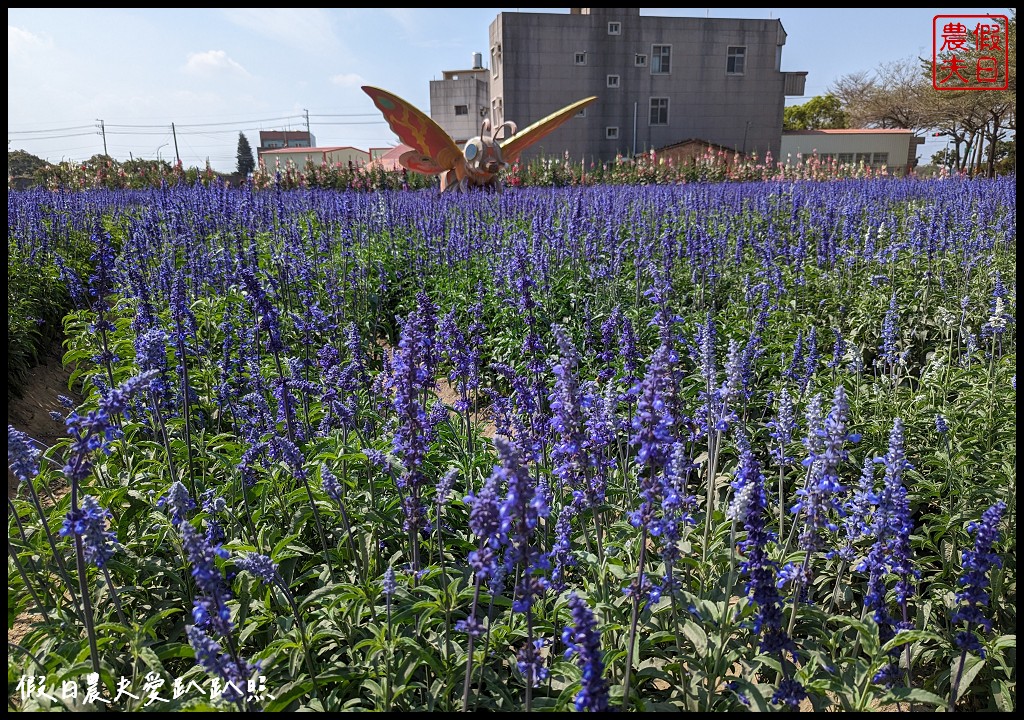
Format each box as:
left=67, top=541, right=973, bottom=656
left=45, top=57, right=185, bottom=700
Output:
left=258, top=130, right=315, bottom=150
left=780, top=129, right=925, bottom=175
left=257, top=130, right=316, bottom=165
left=481, top=8, right=805, bottom=164
left=430, top=55, right=491, bottom=146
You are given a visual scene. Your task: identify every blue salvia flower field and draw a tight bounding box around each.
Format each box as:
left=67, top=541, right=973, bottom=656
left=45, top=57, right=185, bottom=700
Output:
left=7, top=176, right=1016, bottom=711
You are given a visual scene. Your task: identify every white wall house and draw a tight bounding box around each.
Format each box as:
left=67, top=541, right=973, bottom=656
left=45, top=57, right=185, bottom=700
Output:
left=780, top=129, right=924, bottom=175
left=259, top=146, right=370, bottom=170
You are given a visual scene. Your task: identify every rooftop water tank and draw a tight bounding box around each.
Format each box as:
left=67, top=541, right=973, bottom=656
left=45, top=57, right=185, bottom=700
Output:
left=472, top=51, right=483, bottom=69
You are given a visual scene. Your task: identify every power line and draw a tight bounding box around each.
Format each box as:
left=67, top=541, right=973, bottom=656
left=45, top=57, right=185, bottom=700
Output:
left=9, top=117, right=387, bottom=147
left=105, top=115, right=306, bottom=129
left=9, top=110, right=399, bottom=170
left=10, top=112, right=319, bottom=136
left=8, top=131, right=99, bottom=141
left=9, top=125, right=98, bottom=135
left=312, top=121, right=388, bottom=127
left=103, top=130, right=180, bottom=137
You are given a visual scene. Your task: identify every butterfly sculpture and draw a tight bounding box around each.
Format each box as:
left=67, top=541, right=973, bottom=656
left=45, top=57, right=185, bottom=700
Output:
left=363, top=85, right=597, bottom=192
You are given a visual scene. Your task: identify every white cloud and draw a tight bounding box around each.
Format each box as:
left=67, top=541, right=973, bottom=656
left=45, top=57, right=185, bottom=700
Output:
left=8, top=25, right=53, bottom=57
left=330, top=72, right=364, bottom=88
left=222, top=9, right=339, bottom=56
left=183, top=50, right=249, bottom=77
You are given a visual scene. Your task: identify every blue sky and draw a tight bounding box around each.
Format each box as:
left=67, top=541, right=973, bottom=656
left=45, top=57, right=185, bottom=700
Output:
left=7, top=8, right=1003, bottom=173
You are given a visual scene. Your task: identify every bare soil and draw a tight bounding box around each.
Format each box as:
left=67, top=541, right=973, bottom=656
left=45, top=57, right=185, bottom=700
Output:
left=8, top=345, right=81, bottom=650
left=8, top=345, right=81, bottom=498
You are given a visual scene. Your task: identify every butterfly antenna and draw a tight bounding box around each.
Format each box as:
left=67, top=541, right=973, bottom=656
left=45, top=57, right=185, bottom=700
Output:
left=492, top=121, right=518, bottom=143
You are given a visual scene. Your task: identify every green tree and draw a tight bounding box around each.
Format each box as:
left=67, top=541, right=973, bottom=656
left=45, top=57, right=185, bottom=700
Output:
left=931, top=147, right=956, bottom=169
left=236, top=132, right=255, bottom=176
left=783, top=94, right=849, bottom=130
left=7, top=149, right=49, bottom=179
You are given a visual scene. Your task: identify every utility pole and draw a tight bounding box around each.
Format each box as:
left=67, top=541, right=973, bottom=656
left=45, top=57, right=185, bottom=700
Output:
left=304, top=108, right=310, bottom=135
left=172, top=123, right=181, bottom=164
left=97, top=119, right=108, bottom=155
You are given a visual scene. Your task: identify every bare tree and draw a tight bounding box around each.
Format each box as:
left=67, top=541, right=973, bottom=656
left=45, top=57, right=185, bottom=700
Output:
left=829, top=57, right=931, bottom=132
left=922, top=14, right=1015, bottom=175
left=829, top=71, right=878, bottom=128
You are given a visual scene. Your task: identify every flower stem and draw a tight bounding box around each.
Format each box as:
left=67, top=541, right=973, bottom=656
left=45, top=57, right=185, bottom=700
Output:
left=622, top=525, right=648, bottom=711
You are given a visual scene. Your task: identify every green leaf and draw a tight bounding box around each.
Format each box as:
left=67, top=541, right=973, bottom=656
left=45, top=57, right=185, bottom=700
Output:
left=681, top=621, right=707, bottom=655
left=263, top=679, right=318, bottom=712
left=950, top=653, right=985, bottom=704
left=361, top=678, right=385, bottom=699
left=990, top=634, right=1015, bottom=651
left=136, top=645, right=165, bottom=673
left=879, top=686, right=948, bottom=708
left=992, top=679, right=1013, bottom=712
left=297, top=582, right=344, bottom=611
left=142, top=607, right=183, bottom=636
left=155, top=643, right=195, bottom=661
left=880, top=629, right=942, bottom=653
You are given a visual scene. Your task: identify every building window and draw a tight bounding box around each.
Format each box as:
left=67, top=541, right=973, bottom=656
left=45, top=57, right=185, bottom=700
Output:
left=606, top=126, right=619, bottom=139
left=872, top=152, right=889, bottom=165
left=454, top=105, right=468, bottom=116
left=491, top=97, right=503, bottom=124
left=607, top=74, right=620, bottom=88
left=727, top=46, right=746, bottom=75
left=491, top=44, right=501, bottom=79
left=856, top=152, right=871, bottom=165
left=635, top=53, right=647, bottom=67
left=607, top=22, right=621, bottom=35
left=838, top=153, right=854, bottom=164
left=651, top=45, right=671, bottom=74
left=649, top=97, right=669, bottom=125
left=575, top=52, right=587, bottom=65
left=820, top=153, right=834, bottom=162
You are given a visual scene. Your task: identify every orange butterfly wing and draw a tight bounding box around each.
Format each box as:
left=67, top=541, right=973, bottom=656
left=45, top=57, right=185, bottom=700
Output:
left=363, top=86, right=462, bottom=175
left=500, top=96, right=598, bottom=165
left=398, top=150, right=446, bottom=175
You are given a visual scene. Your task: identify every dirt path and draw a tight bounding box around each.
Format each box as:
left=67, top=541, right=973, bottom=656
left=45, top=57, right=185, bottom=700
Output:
left=8, top=345, right=79, bottom=498
left=8, top=345, right=81, bottom=654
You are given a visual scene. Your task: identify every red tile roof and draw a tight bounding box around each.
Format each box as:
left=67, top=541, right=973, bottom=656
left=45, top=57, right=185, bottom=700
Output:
left=783, top=129, right=916, bottom=135
left=656, top=137, right=742, bottom=153
left=365, top=144, right=414, bottom=172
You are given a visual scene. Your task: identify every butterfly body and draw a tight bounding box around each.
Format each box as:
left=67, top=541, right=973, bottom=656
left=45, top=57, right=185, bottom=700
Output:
left=363, top=85, right=597, bottom=192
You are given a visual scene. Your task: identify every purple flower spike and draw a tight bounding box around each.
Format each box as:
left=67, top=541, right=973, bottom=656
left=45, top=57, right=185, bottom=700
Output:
left=562, top=593, right=609, bottom=712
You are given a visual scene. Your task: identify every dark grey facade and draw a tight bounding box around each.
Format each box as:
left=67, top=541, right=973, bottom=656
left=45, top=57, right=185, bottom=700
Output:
left=485, top=8, right=805, bottom=164
left=429, top=68, right=490, bottom=146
